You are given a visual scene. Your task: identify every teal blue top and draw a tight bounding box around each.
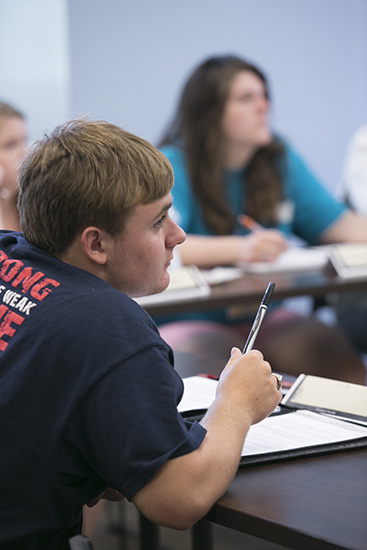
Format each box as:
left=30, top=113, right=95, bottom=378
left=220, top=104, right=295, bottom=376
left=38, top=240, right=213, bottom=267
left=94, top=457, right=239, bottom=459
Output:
left=157, top=141, right=346, bottom=325
left=161, top=141, right=346, bottom=244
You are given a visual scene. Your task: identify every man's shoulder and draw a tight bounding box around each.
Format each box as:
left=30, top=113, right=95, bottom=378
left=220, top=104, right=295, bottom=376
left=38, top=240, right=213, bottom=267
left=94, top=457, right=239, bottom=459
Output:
left=69, top=284, right=157, bottom=329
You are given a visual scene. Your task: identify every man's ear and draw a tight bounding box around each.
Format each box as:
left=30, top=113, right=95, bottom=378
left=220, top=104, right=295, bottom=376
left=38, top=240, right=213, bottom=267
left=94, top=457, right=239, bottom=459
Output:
left=80, top=227, right=108, bottom=265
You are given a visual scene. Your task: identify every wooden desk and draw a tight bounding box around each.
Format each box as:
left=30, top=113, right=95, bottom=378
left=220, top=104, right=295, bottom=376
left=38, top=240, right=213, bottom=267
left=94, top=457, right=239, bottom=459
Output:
left=141, top=437, right=367, bottom=550
left=143, top=266, right=367, bottom=317
left=194, top=447, right=367, bottom=550
left=139, top=355, right=367, bottom=550
left=174, top=353, right=367, bottom=550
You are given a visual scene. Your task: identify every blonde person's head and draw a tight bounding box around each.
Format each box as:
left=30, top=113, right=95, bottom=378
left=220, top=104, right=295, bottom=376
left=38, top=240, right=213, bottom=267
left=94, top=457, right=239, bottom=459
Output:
left=18, top=119, right=174, bottom=255
left=0, top=101, right=24, bottom=121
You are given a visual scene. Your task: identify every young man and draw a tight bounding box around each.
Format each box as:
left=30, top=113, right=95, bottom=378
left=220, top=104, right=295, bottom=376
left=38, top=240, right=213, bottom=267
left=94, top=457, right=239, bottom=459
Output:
left=0, top=119, right=281, bottom=549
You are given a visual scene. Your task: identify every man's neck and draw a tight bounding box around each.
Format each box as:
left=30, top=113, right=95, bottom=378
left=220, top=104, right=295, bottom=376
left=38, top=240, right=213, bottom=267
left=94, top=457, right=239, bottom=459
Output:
left=56, top=240, right=101, bottom=278
left=0, top=200, right=21, bottom=231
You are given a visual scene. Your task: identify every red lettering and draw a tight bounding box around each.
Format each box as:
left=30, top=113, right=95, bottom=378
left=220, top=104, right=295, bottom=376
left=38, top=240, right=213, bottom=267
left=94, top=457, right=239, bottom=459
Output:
left=30, top=278, right=60, bottom=301
left=0, top=259, right=23, bottom=282
left=0, top=249, right=61, bottom=301
left=0, top=250, right=8, bottom=262
left=0, top=305, right=24, bottom=351
left=12, top=267, right=45, bottom=293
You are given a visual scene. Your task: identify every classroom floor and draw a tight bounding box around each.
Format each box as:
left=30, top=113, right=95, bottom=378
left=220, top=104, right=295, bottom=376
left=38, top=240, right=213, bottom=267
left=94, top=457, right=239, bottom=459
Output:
left=87, top=500, right=288, bottom=550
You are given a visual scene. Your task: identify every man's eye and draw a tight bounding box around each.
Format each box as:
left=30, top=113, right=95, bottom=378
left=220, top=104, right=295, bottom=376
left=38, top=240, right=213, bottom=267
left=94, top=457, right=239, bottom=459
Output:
left=154, top=214, right=166, bottom=228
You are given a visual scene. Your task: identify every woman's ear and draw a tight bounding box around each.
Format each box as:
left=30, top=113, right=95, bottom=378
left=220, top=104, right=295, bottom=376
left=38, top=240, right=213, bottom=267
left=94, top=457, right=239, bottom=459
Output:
left=80, top=227, right=108, bottom=265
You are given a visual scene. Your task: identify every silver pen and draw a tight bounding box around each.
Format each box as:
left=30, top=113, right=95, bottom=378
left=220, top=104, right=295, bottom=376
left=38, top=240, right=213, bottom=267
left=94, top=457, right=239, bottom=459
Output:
left=242, top=282, right=275, bottom=354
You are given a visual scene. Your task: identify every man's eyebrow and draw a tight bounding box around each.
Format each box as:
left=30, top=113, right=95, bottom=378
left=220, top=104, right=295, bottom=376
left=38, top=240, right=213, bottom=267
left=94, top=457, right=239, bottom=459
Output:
left=149, top=201, right=172, bottom=224
left=157, top=202, right=172, bottom=216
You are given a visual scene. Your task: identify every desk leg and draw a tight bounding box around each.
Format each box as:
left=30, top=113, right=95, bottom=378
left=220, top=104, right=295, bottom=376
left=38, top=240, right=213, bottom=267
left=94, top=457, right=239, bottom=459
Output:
left=139, top=512, right=159, bottom=550
left=191, top=518, right=213, bottom=550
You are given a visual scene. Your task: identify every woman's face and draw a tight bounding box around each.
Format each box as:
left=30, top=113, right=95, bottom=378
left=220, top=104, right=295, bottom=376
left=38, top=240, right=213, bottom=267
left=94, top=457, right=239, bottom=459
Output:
left=221, top=71, right=272, bottom=153
left=0, top=116, right=28, bottom=199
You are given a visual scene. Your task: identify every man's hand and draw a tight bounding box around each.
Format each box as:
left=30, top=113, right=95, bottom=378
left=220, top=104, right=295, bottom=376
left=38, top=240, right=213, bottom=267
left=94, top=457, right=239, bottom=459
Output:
left=215, top=347, right=282, bottom=426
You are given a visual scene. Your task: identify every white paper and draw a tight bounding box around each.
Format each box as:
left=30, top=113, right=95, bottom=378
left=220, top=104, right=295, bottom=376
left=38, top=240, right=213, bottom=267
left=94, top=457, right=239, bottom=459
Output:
left=242, top=410, right=367, bottom=456
left=178, top=376, right=367, bottom=458
left=134, top=265, right=211, bottom=306
left=238, top=246, right=329, bottom=274
left=202, top=267, right=244, bottom=285
left=177, top=376, right=217, bottom=413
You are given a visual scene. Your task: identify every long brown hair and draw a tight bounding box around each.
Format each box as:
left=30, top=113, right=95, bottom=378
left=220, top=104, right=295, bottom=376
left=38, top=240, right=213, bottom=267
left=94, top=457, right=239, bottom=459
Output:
left=159, top=55, right=284, bottom=234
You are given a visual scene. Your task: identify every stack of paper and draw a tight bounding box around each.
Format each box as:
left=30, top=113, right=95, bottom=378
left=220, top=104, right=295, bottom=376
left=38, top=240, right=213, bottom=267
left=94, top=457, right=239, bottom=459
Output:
left=238, top=246, right=329, bottom=274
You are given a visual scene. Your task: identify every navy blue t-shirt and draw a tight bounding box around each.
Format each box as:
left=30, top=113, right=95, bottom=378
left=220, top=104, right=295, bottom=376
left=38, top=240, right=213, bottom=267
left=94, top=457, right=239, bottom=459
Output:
left=0, top=232, right=206, bottom=546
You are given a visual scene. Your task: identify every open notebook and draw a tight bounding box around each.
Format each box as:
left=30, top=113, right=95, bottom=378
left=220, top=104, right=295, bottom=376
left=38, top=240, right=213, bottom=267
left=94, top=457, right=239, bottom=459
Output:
left=134, top=265, right=211, bottom=307
left=178, top=375, right=367, bottom=466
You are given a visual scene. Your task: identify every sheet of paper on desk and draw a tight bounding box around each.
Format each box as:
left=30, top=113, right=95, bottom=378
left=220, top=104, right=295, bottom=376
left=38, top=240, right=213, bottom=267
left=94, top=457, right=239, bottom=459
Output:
left=241, top=410, right=367, bottom=457
left=202, top=267, right=244, bottom=285
left=238, top=246, right=329, bottom=274
left=177, top=376, right=217, bottom=413
left=134, top=265, right=211, bottom=306
left=178, top=375, right=288, bottom=414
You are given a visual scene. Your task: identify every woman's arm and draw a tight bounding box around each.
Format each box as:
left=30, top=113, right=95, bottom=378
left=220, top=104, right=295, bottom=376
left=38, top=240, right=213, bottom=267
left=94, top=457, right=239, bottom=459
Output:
left=320, top=211, right=367, bottom=244
left=178, top=231, right=288, bottom=268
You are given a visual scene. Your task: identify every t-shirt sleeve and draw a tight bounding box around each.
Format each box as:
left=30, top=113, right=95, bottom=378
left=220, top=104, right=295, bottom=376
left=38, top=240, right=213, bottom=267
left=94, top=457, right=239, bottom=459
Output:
left=61, top=344, right=206, bottom=501
left=338, top=124, right=367, bottom=216
left=284, top=146, right=347, bottom=244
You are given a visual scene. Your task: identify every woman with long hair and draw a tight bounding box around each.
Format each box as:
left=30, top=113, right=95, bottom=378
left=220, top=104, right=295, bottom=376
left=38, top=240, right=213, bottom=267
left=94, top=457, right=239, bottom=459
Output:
left=157, top=55, right=367, bottom=384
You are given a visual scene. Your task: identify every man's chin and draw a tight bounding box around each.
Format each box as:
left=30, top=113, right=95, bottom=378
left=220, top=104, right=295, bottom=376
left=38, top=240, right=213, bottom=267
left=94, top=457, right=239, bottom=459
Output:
left=137, top=275, right=170, bottom=299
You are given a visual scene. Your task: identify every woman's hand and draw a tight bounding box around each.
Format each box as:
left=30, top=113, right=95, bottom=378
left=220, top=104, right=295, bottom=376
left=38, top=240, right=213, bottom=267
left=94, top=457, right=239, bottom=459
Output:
left=238, top=230, right=288, bottom=262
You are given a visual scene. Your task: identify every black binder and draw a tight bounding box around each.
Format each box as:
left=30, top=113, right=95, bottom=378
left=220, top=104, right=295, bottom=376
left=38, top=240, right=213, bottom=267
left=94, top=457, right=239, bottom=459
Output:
left=181, top=374, right=367, bottom=467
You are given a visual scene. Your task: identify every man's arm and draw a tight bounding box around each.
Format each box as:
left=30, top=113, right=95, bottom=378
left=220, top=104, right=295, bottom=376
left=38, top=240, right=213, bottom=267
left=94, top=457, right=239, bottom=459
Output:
left=133, top=349, right=281, bottom=529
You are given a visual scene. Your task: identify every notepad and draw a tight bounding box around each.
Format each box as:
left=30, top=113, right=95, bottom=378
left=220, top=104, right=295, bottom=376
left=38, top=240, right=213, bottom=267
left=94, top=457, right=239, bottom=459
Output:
left=281, top=373, right=367, bottom=423
left=328, top=243, right=367, bottom=279
left=134, top=265, right=211, bottom=306
left=178, top=375, right=367, bottom=466
left=237, top=246, right=329, bottom=274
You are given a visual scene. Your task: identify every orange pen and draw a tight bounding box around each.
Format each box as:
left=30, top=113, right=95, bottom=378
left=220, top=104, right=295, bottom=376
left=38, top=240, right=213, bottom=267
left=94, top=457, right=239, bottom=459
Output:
left=237, top=214, right=264, bottom=233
